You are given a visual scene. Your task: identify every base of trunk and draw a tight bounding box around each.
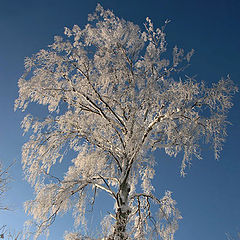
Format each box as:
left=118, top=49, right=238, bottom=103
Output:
left=108, top=207, right=130, bottom=240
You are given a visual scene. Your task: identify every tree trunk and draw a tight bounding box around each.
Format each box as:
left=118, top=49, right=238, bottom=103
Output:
left=108, top=179, right=131, bottom=240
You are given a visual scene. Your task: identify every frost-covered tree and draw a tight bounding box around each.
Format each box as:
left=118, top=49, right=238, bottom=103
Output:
left=0, top=225, right=22, bottom=240
left=0, top=162, right=11, bottom=212
left=226, top=232, right=240, bottom=240
left=0, top=162, right=22, bottom=239
left=15, top=4, right=237, bottom=240
left=0, top=164, right=7, bottom=212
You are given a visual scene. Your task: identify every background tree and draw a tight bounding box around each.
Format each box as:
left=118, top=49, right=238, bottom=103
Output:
left=0, top=225, right=22, bottom=240
left=0, top=162, right=22, bottom=239
left=0, top=163, right=8, bottom=239
left=15, top=4, right=237, bottom=240
left=0, top=161, right=16, bottom=212
left=226, top=232, right=240, bottom=240
left=0, top=163, right=8, bottom=212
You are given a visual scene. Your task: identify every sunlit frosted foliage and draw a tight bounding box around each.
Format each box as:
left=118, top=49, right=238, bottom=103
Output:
left=15, top=4, right=237, bottom=239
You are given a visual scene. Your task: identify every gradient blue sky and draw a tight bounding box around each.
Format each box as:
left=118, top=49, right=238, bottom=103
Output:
left=0, top=0, right=239, bottom=239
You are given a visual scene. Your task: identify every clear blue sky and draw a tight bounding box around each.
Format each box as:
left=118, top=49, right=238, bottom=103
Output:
left=0, top=0, right=239, bottom=239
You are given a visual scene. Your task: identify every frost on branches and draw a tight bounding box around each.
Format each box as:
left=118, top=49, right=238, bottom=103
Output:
left=15, top=4, right=237, bottom=240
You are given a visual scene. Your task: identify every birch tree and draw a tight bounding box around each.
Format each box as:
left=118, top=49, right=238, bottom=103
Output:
left=0, top=164, right=7, bottom=212
left=0, top=225, right=22, bottom=240
left=15, top=4, right=237, bottom=240
left=226, top=232, right=240, bottom=240
left=0, top=162, right=11, bottom=212
left=0, top=162, right=22, bottom=239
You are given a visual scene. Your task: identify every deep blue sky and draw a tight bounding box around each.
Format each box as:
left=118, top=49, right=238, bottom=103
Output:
left=0, top=0, right=239, bottom=239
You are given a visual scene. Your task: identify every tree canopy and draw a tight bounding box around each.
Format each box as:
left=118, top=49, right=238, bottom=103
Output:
left=15, top=4, right=237, bottom=240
